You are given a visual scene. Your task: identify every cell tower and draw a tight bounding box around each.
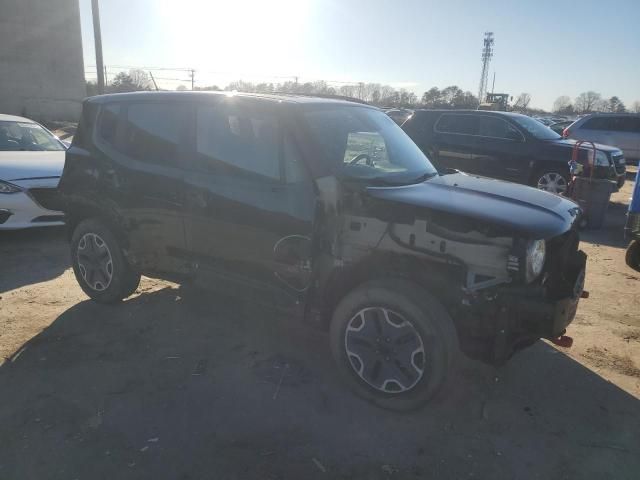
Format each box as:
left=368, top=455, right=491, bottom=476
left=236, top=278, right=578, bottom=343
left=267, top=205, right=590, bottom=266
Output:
left=477, top=32, right=494, bottom=103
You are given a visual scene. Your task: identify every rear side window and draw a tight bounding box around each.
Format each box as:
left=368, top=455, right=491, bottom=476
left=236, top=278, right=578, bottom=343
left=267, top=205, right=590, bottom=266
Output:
left=435, top=114, right=479, bottom=135
left=581, top=116, right=618, bottom=131
left=97, top=103, right=120, bottom=145
left=477, top=116, right=523, bottom=140
left=122, top=103, right=187, bottom=166
left=619, top=117, right=640, bottom=133
left=196, top=104, right=281, bottom=180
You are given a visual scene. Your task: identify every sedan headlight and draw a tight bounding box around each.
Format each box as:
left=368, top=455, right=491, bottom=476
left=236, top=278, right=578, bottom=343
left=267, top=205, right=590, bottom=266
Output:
left=525, top=239, right=546, bottom=283
left=0, top=180, right=22, bottom=194
left=594, top=150, right=610, bottom=167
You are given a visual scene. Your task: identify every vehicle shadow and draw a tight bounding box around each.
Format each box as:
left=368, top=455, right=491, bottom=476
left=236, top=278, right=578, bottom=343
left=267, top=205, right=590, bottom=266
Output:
left=0, top=226, right=69, bottom=293
left=0, top=287, right=638, bottom=480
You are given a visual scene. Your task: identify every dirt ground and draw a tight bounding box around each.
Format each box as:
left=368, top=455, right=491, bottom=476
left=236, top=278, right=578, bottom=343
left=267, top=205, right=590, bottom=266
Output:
left=1, top=174, right=639, bottom=479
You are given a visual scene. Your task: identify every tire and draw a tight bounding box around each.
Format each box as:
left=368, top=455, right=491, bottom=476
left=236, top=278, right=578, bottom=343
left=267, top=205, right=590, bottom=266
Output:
left=626, top=240, right=640, bottom=273
left=329, top=279, right=459, bottom=411
left=70, top=219, right=141, bottom=304
left=532, top=168, right=569, bottom=195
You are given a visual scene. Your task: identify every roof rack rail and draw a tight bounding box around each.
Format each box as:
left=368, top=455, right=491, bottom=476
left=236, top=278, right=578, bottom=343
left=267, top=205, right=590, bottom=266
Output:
left=270, top=92, right=370, bottom=105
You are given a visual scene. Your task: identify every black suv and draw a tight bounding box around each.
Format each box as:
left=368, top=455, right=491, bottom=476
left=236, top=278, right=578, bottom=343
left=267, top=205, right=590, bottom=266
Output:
left=60, top=92, right=586, bottom=410
left=401, top=110, right=626, bottom=194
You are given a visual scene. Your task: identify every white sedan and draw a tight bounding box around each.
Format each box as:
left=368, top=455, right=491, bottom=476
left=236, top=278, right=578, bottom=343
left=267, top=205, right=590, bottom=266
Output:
left=0, top=114, right=67, bottom=229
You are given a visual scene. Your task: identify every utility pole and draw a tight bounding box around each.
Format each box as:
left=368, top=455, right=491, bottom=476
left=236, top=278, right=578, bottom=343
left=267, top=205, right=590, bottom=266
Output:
left=149, top=71, right=159, bottom=91
left=190, top=69, right=195, bottom=90
left=477, top=32, right=494, bottom=103
left=491, top=71, right=496, bottom=94
left=91, top=0, right=105, bottom=94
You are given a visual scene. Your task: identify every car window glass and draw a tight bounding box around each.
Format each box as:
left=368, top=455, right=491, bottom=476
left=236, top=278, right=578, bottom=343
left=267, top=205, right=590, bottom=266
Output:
left=97, top=103, right=120, bottom=146
left=436, top=114, right=478, bottom=135
left=283, top=132, right=307, bottom=184
left=617, top=117, right=640, bottom=133
left=343, top=131, right=392, bottom=166
left=582, top=117, right=615, bottom=131
left=196, top=104, right=281, bottom=181
left=478, top=117, right=522, bottom=140
left=123, top=103, right=186, bottom=166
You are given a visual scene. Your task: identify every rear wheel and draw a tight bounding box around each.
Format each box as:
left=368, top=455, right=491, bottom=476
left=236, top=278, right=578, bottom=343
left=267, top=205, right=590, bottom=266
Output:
left=329, top=279, right=458, bottom=411
left=533, top=169, right=569, bottom=195
left=70, top=219, right=141, bottom=304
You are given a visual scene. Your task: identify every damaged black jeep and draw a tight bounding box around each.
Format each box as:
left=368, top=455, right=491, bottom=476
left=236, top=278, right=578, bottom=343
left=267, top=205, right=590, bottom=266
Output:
left=60, top=92, right=586, bottom=410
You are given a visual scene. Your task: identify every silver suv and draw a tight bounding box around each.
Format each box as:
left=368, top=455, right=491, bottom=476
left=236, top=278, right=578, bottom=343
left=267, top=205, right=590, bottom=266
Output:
left=564, top=113, right=640, bottom=163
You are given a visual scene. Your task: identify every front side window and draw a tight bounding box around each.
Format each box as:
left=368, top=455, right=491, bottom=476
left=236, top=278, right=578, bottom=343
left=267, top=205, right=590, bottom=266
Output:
left=435, top=114, right=479, bottom=135
left=196, top=104, right=281, bottom=180
left=0, top=121, right=64, bottom=151
left=123, top=103, right=187, bottom=166
left=510, top=114, right=561, bottom=140
left=478, top=116, right=523, bottom=141
left=303, top=106, right=436, bottom=184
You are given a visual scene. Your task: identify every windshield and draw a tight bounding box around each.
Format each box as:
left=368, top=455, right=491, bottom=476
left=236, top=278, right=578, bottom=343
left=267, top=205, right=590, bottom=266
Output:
left=0, top=120, right=65, bottom=151
left=303, top=106, right=437, bottom=184
left=510, top=115, right=561, bottom=140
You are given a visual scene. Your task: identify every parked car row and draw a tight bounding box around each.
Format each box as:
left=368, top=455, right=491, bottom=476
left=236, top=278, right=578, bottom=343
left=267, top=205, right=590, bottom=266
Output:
left=400, top=109, right=626, bottom=194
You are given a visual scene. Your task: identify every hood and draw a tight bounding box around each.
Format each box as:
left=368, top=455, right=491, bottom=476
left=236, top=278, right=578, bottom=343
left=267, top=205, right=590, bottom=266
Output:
left=366, top=173, right=580, bottom=239
left=543, top=138, right=622, bottom=155
left=0, top=151, right=65, bottom=184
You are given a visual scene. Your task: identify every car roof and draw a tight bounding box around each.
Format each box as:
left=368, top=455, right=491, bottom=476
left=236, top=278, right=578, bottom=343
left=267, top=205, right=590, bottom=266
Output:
left=579, top=112, right=640, bottom=118
left=413, top=109, right=528, bottom=118
left=0, top=113, right=36, bottom=123
left=86, top=90, right=373, bottom=108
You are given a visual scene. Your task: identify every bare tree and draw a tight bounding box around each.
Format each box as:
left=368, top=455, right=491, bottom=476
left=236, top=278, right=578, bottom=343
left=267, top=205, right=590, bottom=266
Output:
left=552, top=96, right=572, bottom=113
left=109, top=69, right=152, bottom=93
left=633, top=101, right=640, bottom=113
left=574, top=91, right=601, bottom=113
left=512, top=93, right=532, bottom=112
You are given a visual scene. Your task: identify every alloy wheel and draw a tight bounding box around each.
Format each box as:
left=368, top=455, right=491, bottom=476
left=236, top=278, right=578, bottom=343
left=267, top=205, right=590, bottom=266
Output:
left=77, top=233, right=114, bottom=291
left=344, top=307, right=426, bottom=393
left=537, top=172, right=567, bottom=194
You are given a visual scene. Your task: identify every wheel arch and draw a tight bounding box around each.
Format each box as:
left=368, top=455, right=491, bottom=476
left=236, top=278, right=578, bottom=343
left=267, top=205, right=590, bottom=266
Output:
left=315, top=251, right=463, bottom=327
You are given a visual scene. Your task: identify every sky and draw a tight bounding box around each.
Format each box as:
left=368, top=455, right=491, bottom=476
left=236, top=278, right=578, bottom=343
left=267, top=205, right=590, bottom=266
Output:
left=79, top=0, right=640, bottom=111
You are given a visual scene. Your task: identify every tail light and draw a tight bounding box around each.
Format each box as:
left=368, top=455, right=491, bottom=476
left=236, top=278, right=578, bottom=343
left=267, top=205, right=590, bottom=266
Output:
left=562, top=127, right=570, bottom=138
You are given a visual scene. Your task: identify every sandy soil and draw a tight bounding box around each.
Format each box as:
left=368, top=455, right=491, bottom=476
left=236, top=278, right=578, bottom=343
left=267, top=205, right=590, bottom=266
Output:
left=1, top=174, right=638, bottom=479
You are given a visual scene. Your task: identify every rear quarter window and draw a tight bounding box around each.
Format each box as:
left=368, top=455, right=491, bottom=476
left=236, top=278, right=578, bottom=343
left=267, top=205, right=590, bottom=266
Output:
left=97, top=103, right=121, bottom=145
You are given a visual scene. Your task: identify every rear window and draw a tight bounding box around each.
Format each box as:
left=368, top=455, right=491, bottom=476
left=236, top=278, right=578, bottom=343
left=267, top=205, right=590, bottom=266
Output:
left=435, top=114, right=479, bottom=135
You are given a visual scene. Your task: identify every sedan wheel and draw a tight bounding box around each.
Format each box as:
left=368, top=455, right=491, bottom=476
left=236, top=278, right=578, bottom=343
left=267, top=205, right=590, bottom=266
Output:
left=537, top=172, right=568, bottom=194
left=76, top=232, right=114, bottom=291
left=345, top=307, right=426, bottom=393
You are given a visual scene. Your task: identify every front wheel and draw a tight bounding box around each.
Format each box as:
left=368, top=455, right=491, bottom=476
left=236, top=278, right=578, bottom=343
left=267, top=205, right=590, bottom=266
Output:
left=70, top=219, right=141, bottom=304
left=626, top=240, right=640, bottom=273
left=329, top=279, right=458, bottom=411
